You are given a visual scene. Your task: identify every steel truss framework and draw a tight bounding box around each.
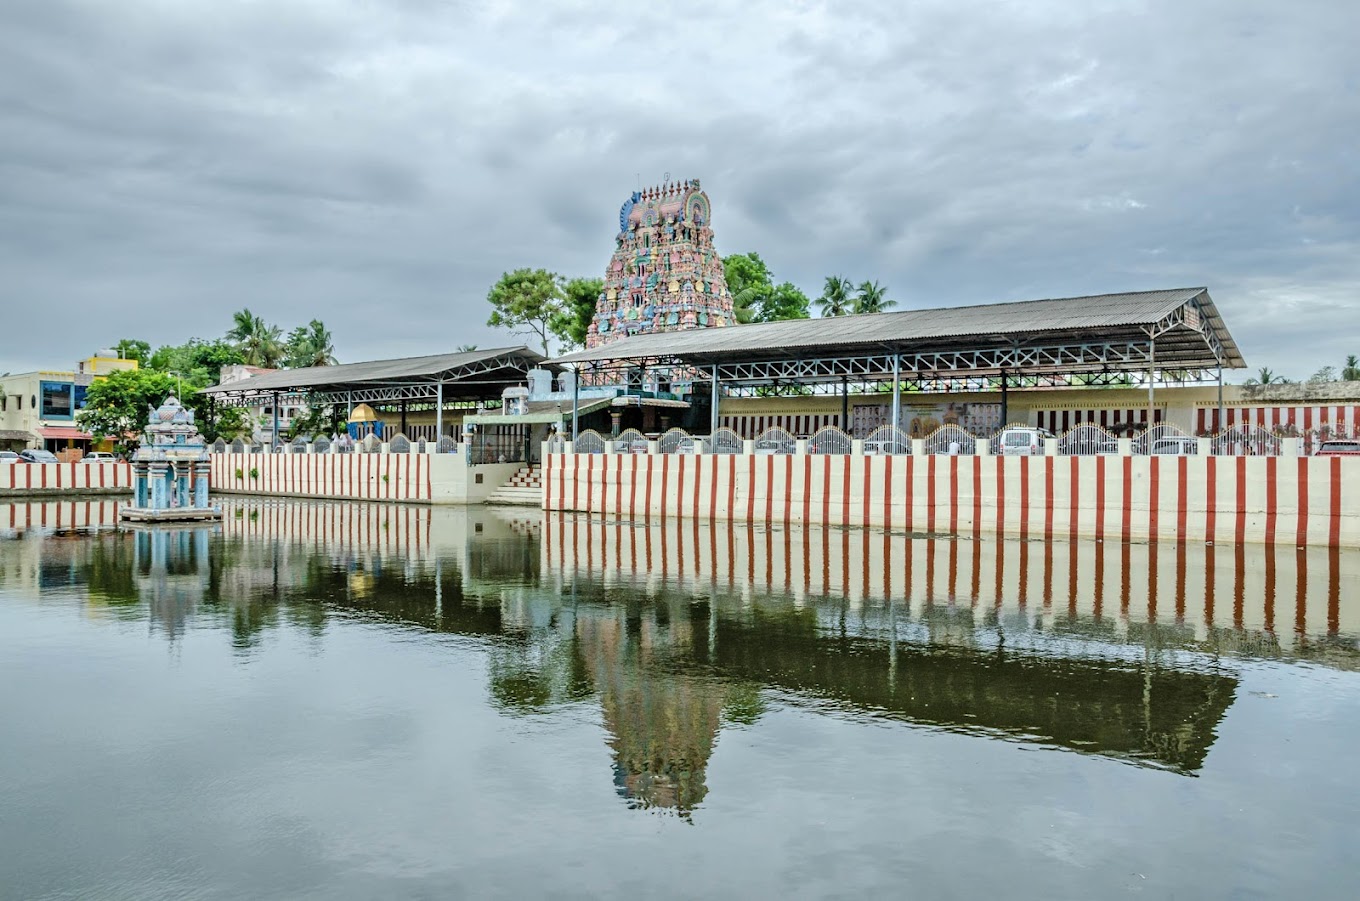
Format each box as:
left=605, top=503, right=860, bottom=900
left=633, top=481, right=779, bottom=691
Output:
left=206, top=353, right=537, bottom=409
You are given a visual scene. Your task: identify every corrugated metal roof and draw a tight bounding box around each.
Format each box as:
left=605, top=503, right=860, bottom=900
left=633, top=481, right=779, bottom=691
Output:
left=203, top=346, right=544, bottom=395
left=554, top=288, right=1245, bottom=368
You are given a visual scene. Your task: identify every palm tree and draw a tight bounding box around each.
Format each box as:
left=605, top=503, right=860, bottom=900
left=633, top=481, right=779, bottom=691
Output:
left=1343, top=355, right=1360, bottom=381
left=854, top=280, right=895, bottom=314
left=286, top=320, right=337, bottom=368
left=1246, top=367, right=1284, bottom=386
left=227, top=308, right=285, bottom=368
left=817, top=276, right=855, bottom=317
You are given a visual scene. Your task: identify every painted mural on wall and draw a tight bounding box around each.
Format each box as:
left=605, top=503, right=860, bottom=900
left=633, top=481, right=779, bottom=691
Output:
left=587, top=179, right=736, bottom=350
left=854, top=402, right=1003, bottom=438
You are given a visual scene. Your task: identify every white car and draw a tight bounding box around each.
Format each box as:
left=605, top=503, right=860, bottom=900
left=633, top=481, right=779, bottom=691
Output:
left=82, top=452, right=117, bottom=463
left=997, top=427, right=1054, bottom=456
left=0, top=451, right=18, bottom=465
left=1150, top=436, right=1198, bottom=456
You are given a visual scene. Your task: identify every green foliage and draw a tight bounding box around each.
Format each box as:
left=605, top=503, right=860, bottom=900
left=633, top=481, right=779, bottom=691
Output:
left=227, top=308, right=285, bottom=367
left=854, top=280, right=895, bottom=314
left=285, top=320, right=337, bottom=369
left=235, top=468, right=243, bottom=481
left=720, top=252, right=810, bottom=323
left=486, top=268, right=564, bottom=355
left=1246, top=367, right=1289, bottom=386
left=1308, top=365, right=1337, bottom=384
left=249, top=468, right=259, bottom=480
left=114, top=339, right=151, bottom=364
left=550, top=277, right=603, bottom=350
left=817, top=276, right=855, bottom=317
left=76, top=369, right=180, bottom=451
left=1342, top=355, right=1360, bottom=381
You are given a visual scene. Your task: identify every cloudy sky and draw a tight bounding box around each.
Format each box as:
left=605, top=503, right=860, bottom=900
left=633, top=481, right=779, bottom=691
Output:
left=1, top=0, right=1356, bottom=380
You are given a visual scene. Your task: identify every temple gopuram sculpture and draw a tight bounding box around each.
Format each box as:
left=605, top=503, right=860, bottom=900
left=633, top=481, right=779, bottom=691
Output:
left=122, top=396, right=222, bottom=522
left=587, top=178, right=736, bottom=349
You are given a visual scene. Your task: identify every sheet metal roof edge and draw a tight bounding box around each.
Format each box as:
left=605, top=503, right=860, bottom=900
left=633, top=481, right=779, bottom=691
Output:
left=552, top=287, right=1244, bottom=367
left=202, top=345, right=546, bottom=395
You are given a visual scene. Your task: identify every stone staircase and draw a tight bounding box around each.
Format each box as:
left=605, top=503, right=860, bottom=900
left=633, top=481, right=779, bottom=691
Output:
left=484, top=466, right=542, bottom=506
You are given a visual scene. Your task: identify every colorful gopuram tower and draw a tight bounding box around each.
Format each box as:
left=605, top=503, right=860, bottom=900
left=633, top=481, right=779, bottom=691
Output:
left=586, top=179, right=736, bottom=349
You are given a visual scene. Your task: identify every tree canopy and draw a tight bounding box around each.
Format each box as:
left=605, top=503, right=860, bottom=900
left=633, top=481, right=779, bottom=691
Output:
left=285, top=320, right=337, bottom=368
left=551, top=277, right=603, bottom=350
left=720, top=252, right=810, bottom=323
left=486, top=268, right=563, bottom=356
left=817, top=276, right=855, bottom=317
left=76, top=369, right=181, bottom=451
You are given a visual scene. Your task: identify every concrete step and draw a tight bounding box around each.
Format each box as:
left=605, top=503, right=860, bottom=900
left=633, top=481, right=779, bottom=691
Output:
left=485, top=486, right=542, bottom=506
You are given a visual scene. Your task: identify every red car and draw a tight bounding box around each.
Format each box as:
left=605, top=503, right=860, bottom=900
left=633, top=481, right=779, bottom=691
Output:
left=1315, top=440, right=1360, bottom=456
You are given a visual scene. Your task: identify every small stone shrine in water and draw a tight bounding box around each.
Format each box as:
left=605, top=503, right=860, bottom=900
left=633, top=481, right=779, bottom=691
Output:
left=586, top=178, right=736, bottom=349
left=122, top=396, right=222, bottom=522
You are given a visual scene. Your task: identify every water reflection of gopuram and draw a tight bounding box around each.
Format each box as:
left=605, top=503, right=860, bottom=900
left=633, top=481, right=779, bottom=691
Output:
left=10, top=499, right=1359, bottom=817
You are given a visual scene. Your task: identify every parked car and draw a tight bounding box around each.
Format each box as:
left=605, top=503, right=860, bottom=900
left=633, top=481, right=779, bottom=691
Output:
left=0, top=451, right=19, bottom=465
left=1315, top=440, right=1360, bottom=456
left=997, top=427, right=1054, bottom=456
left=863, top=439, right=908, bottom=455
left=674, top=438, right=697, bottom=454
left=1150, top=436, right=1199, bottom=456
left=18, top=449, right=59, bottom=464
left=82, top=452, right=117, bottom=463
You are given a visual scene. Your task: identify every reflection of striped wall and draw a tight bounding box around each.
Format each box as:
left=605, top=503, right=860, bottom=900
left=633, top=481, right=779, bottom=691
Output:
left=719, top=414, right=843, bottom=438
left=1196, top=405, right=1360, bottom=438
left=542, top=515, right=1358, bottom=647
left=1036, top=409, right=1161, bottom=433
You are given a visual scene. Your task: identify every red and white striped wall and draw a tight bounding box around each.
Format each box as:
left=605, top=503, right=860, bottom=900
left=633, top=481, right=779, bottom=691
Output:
left=1197, top=405, right=1360, bottom=439
left=718, top=414, right=843, bottom=438
left=209, top=454, right=435, bottom=503
left=0, top=462, right=130, bottom=495
left=543, top=453, right=1359, bottom=548
left=1035, top=408, right=1162, bottom=433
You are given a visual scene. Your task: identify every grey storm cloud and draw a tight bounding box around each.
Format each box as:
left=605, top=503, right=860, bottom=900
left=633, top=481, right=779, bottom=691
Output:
left=0, top=0, right=1356, bottom=378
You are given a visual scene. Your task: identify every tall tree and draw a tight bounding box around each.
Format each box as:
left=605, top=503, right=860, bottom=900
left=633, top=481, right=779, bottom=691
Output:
left=486, top=268, right=564, bottom=356
left=75, top=369, right=180, bottom=453
left=550, top=277, right=604, bottom=350
left=227, top=308, right=285, bottom=368
left=817, top=276, right=855, bottom=317
left=113, top=339, right=151, bottom=364
left=760, top=282, right=811, bottom=322
left=854, top=280, right=895, bottom=314
left=722, top=252, right=772, bottom=324
left=1246, top=367, right=1285, bottom=385
left=1343, top=355, right=1360, bottom=381
left=285, top=320, right=337, bottom=368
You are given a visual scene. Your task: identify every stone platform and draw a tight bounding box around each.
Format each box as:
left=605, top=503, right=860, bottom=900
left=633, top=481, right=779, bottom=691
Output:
left=120, top=506, right=223, bottom=523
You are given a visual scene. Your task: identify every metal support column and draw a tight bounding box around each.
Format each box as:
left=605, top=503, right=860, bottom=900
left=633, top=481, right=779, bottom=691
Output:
left=435, top=380, right=443, bottom=444
left=999, top=370, right=1008, bottom=426
left=890, top=356, right=901, bottom=434
left=710, top=364, right=720, bottom=435
left=271, top=392, right=280, bottom=448
left=1216, top=364, right=1224, bottom=434
left=571, top=366, right=581, bottom=440
left=1147, top=337, right=1156, bottom=429
left=840, top=375, right=849, bottom=430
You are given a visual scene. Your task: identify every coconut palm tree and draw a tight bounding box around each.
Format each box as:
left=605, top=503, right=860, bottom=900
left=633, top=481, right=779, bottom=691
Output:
left=227, top=308, right=285, bottom=368
left=1343, top=355, right=1360, bottom=381
left=817, top=276, right=855, bottom=317
left=1246, top=367, right=1284, bottom=386
left=854, top=280, right=896, bottom=314
left=286, top=320, right=337, bottom=368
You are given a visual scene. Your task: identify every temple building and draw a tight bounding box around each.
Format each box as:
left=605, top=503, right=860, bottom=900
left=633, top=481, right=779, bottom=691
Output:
left=123, top=396, right=222, bottom=522
left=587, top=179, right=736, bottom=349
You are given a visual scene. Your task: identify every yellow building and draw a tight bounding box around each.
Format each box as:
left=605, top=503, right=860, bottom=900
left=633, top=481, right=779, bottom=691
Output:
left=0, top=350, right=138, bottom=455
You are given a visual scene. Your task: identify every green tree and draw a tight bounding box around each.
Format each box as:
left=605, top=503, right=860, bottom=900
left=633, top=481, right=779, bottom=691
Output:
left=761, top=282, right=811, bottom=322
left=1342, top=355, right=1360, bottom=381
left=76, top=369, right=179, bottom=452
left=114, top=339, right=151, bottom=364
left=1246, top=367, right=1286, bottom=386
left=720, top=252, right=810, bottom=323
left=146, top=338, right=245, bottom=387
left=227, top=308, right=285, bottom=367
left=550, top=277, right=603, bottom=350
left=486, top=268, right=564, bottom=356
left=817, top=276, right=855, bottom=317
left=285, top=320, right=337, bottom=369
left=854, top=280, right=895, bottom=314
